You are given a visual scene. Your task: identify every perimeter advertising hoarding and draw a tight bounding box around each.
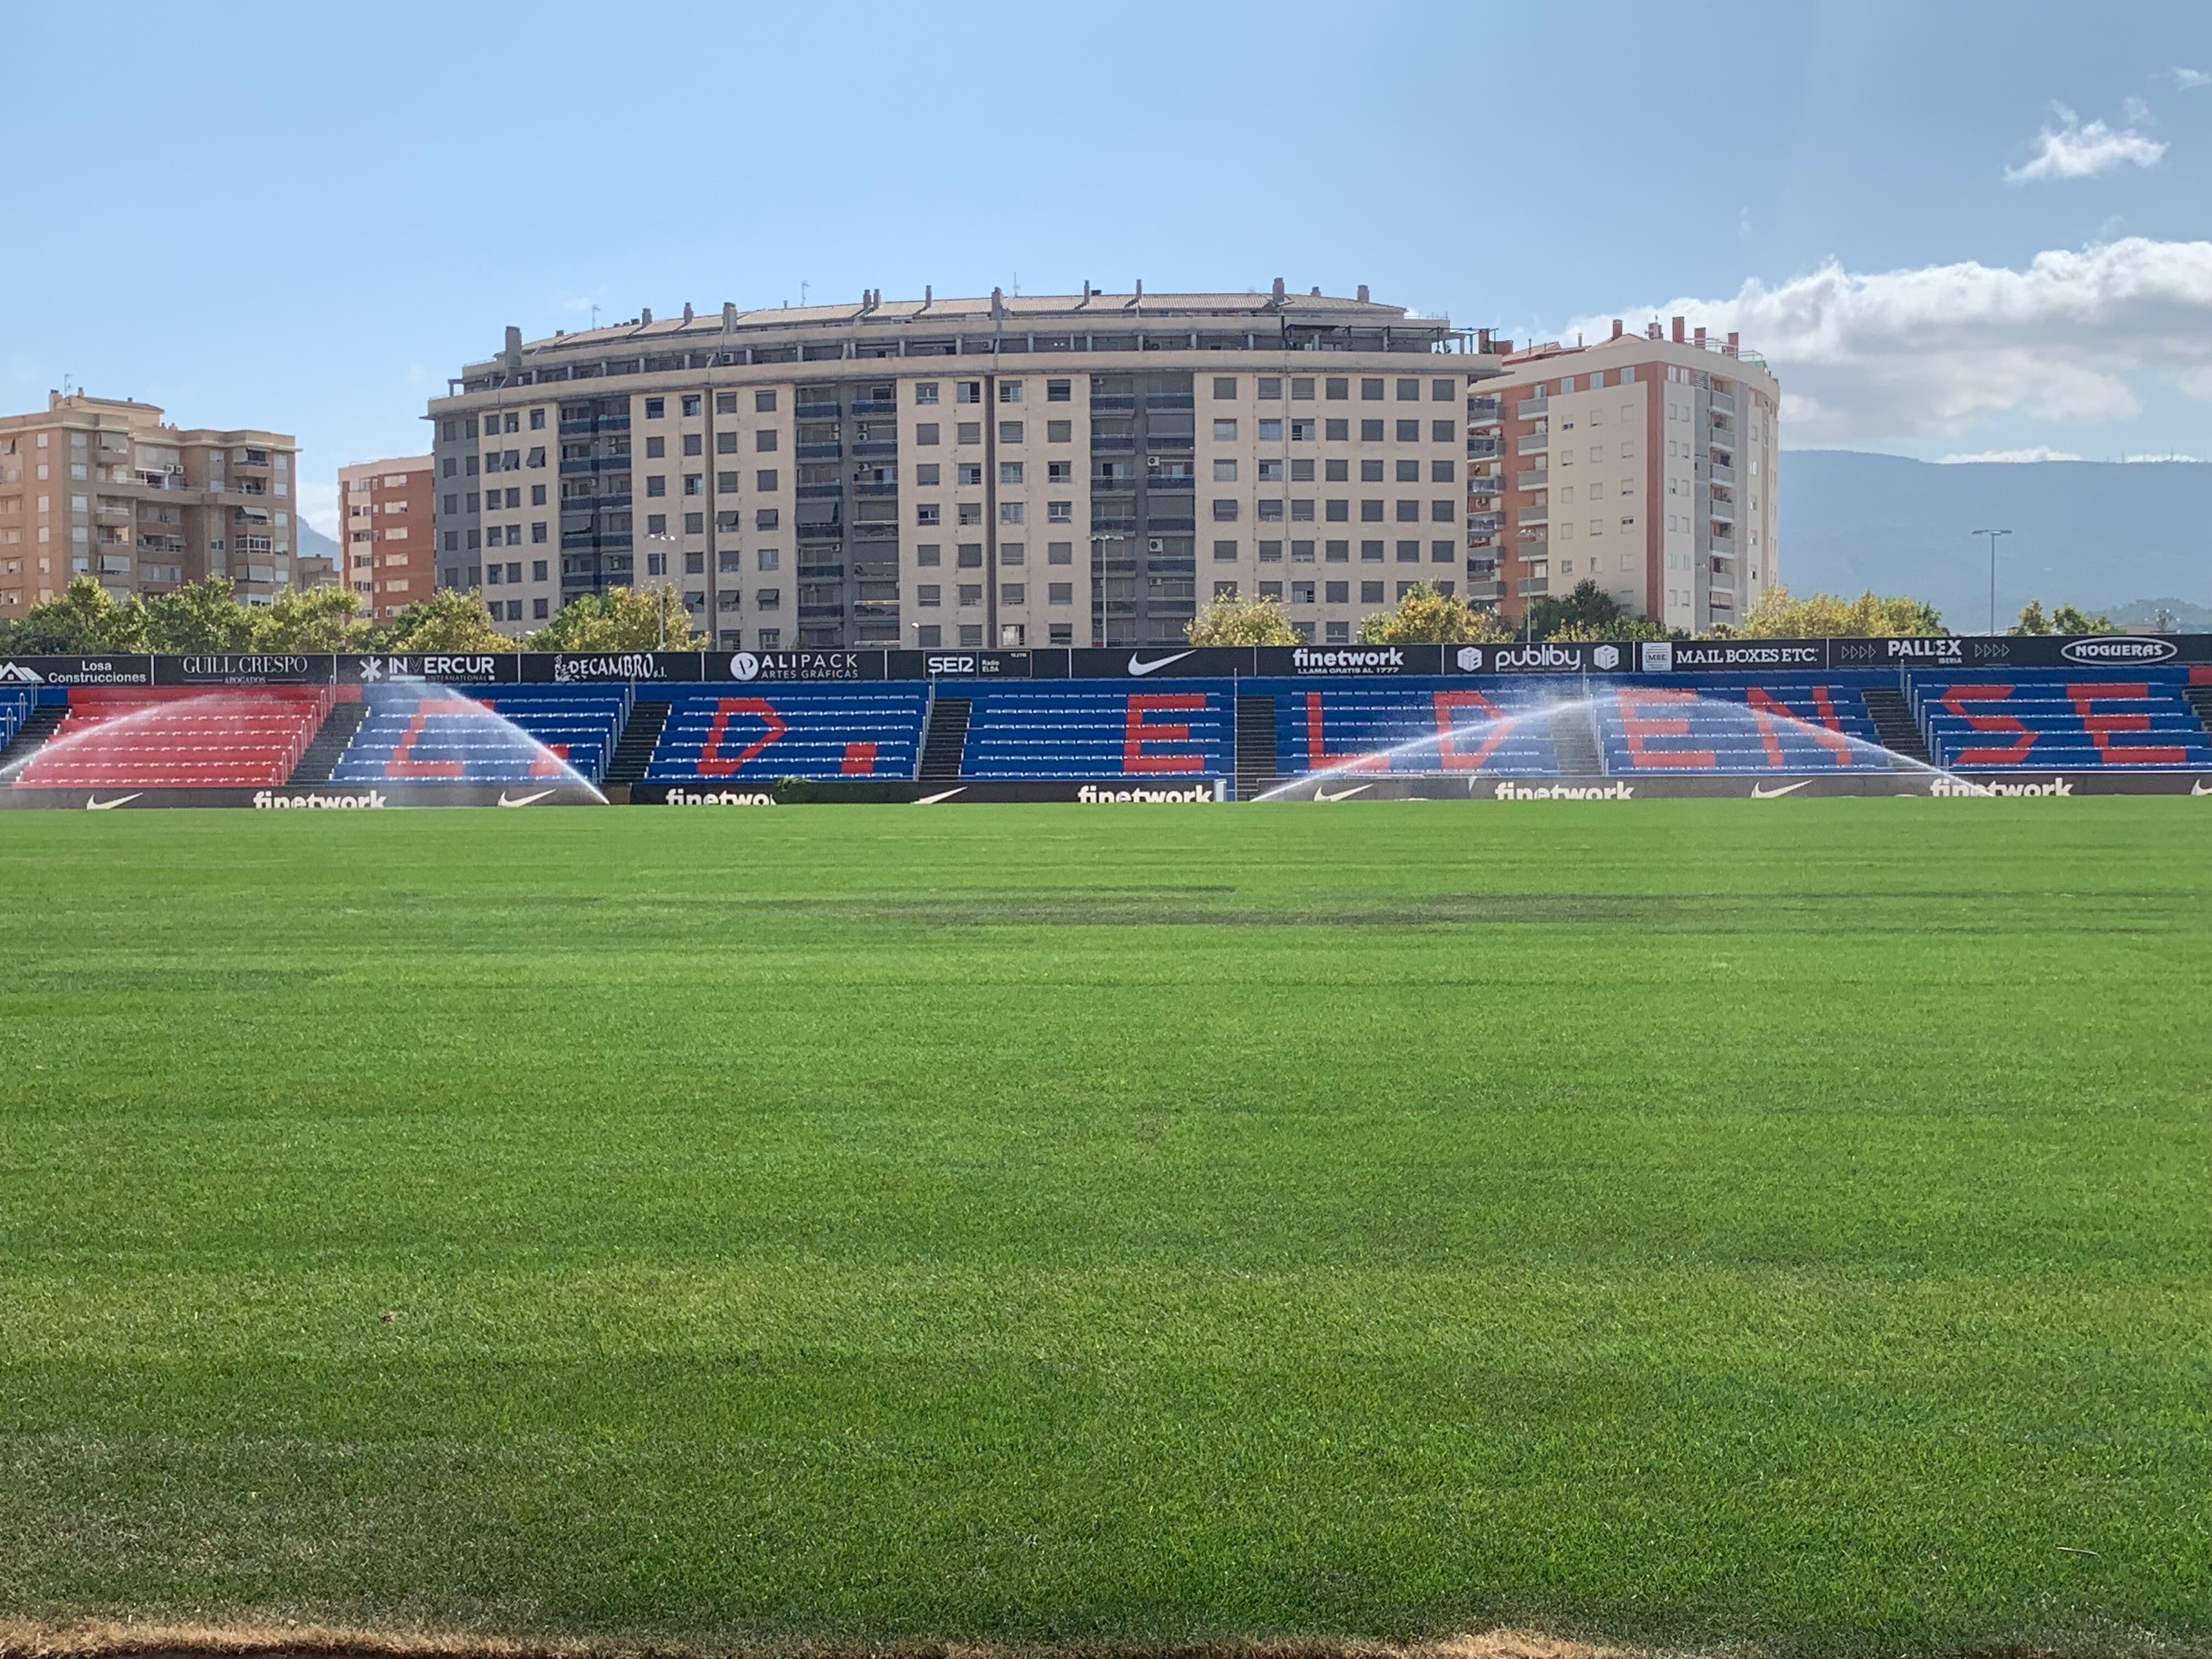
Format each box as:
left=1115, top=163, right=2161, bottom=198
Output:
left=1443, top=641, right=1632, bottom=674
left=520, top=652, right=703, bottom=684
left=709, top=650, right=887, bottom=682
left=1640, top=640, right=1831, bottom=672
left=0, top=655, right=155, bottom=686
left=1830, top=635, right=2211, bottom=669
left=153, top=654, right=332, bottom=686
left=338, top=654, right=520, bottom=685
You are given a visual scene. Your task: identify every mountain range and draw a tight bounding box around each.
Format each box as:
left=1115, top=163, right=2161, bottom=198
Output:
left=1778, top=452, right=2212, bottom=630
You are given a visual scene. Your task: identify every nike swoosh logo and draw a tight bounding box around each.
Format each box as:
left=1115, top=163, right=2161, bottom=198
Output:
left=915, top=787, right=966, bottom=804
left=497, top=789, right=555, bottom=808
left=2194, top=779, right=2211, bottom=796
left=84, top=793, right=142, bottom=810
left=1750, top=780, right=1812, bottom=799
left=1127, top=651, right=1194, bottom=677
left=1313, top=783, right=1371, bottom=802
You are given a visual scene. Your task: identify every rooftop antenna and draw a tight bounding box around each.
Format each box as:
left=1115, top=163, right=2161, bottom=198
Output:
left=801, top=280, right=810, bottom=306
left=590, top=304, right=599, bottom=330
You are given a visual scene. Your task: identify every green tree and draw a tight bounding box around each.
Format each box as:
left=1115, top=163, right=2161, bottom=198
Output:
left=250, top=584, right=369, bottom=651
left=1523, top=578, right=1627, bottom=640
left=9, top=577, right=149, bottom=652
left=1183, top=593, right=1299, bottom=646
left=2011, top=600, right=2115, bottom=636
left=1730, top=584, right=1944, bottom=638
left=522, top=585, right=708, bottom=651
left=142, top=577, right=256, bottom=651
left=380, top=588, right=514, bottom=653
left=1356, top=582, right=1513, bottom=645
left=1548, top=616, right=1675, bottom=642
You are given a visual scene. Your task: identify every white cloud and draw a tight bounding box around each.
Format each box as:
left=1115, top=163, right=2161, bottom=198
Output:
left=2123, top=452, right=2202, bottom=462
left=2171, top=67, right=2211, bottom=91
left=1573, top=237, right=2212, bottom=445
left=2004, top=103, right=2166, bottom=183
left=1938, top=447, right=2083, bottom=464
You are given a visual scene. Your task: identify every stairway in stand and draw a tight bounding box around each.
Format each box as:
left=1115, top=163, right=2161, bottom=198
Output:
left=602, top=700, right=670, bottom=787
left=2185, top=685, right=2212, bottom=741
left=1548, top=702, right=1602, bottom=775
left=918, top=697, right=970, bottom=781
left=0, top=702, right=66, bottom=777
left=285, top=701, right=367, bottom=785
left=1233, top=696, right=1278, bottom=800
left=1861, top=686, right=1932, bottom=765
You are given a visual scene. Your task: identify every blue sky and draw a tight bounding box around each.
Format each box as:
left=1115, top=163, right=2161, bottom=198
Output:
left=4, top=0, right=2209, bottom=534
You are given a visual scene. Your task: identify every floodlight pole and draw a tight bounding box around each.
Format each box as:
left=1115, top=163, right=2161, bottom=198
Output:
left=1973, top=528, right=2011, bottom=634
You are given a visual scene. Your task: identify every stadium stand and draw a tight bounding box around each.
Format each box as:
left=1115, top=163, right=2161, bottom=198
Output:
left=0, top=686, right=31, bottom=753
left=9, top=686, right=332, bottom=788
left=958, top=682, right=1233, bottom=778
left=1250, top=677, right=1564, bottom=778
left=644, top=685, right=929, bottom=781
left=1595, top=679, right=1897, bottom=774
left=330, top=684, right=632, bottom=785
left=1911, top=674, right=2212, bottom=769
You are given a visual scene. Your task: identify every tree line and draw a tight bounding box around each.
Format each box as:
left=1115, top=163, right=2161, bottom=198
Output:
left=1186, top=580, right=2115, bottom=646
left=0, top=577, right=707, bottom=656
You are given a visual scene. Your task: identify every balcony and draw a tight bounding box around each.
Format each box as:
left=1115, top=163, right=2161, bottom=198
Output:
left=1466, top=511, right=1503, bottom=534
left=1467, top=396, right=1502, bottom=420
left=1515, top=397, right=1548, bottom=419
left=1091, top=434, right=1135, bottom=453
left=797, top=442, right=844, bottom=460
left=1516, top=577, right=1550, bottom=596
left=1145, top=515, right=1197, bottom=533
left=1466, top=438, right=1500, bottom=458
left=1516, top=468, right=1548, bottom=490
left=1708, top=390, right=1737, bottom=416
left=1144, top=392, right=1195, bottom=410
left=1143, top=473, right=1195, bottom=492
left=559, top=457, right=594, bottom=476
left=796, top=483, right=845, bottom=499
left=1709, top=521, right=1736, bottom=541
left=1707, top=496, right=1735, bottom=523
left=1708, top=460, right=1736, bottom=485
left=850, top=397, right=899, bottom=415
left=1708, top=420, right=1736, bottom=447
left=851, top=482, right=898, bottom=496
left=852, top=439, right=899, bottom=458
left=1467, top=474, right=1500, bottom=495
left=1517, top=433, right=1548, bottom=455
left=1516, top=505, right=1548, bottom=526
left=1089, top=393, right=1137, bottom=412
left=1091, top=476, right=1137, bottom=495
left=1465, top=579, right=1504, bottom=600
left=797, top=563, right=845, bottom=580
left=798, top=603, right=846, bottom=619
left=795, top=400, right=841, bottom=419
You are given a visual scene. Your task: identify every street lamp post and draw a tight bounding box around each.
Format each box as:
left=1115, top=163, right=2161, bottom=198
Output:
left=644, top=531, right=680, bottom=648
left=1089, top=531, right=1128, bottom=648
left=1973, top=528, right=2011, bottom=634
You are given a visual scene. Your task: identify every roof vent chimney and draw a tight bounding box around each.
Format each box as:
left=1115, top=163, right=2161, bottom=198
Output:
left=682, top=302, right=694, bottom=323
left=1694, top=325, right=1707, bottom=348
left=991, top=285, right=1005, bottom=320
left=1082, top=279, right=1092, bottom=299
left=1310, top=286, right=1321, bottom=296
left=640, top=308, right=652, bottom=325
left=1671, top=315, right=1685, bottom=343
left=1271, top=276, right=1285, bottom=302
left=1726, top=330, right=1740, bottom=357
left=1356, top=284, right=1370, bottom=303
left=503, top=325, right=522, bottom=371
left=1610, top=318, right=1623, bottom=340
left=722, top=302, right=737, bottom=330
left=924, top=284, right=933, bottom=306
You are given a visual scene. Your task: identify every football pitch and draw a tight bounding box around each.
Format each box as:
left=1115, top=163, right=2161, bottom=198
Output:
left=2, top=802, right=2209, bottom=1657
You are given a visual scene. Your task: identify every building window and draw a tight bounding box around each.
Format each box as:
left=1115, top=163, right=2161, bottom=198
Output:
left=1214, top=539, right=1238, bottom=562
left=1212, top=419, right=1237, bottom=441
left=755, top=390, right=777, bottom=412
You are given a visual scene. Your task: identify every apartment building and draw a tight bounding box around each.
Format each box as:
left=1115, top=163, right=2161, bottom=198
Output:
left=1465, top=321, right=1780, bottom=633
left=337, top=456, right=435, bottom=620
left=0, top=392, right=300, bottom=617
left=426, top=286, right=1504, bottom=647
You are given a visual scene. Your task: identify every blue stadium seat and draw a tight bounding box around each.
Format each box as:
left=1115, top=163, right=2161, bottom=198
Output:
left=1249, top=676, right=1565, bottom=778
left=645, top=685, right=929, bottom=781
left=1910, top=675, right=2212, bottom=769
left=1596, top=680, right=1895, bottom=774
left=959, top=682, right=1233, bottom=778
left=331, top=684, right=632, bottom=784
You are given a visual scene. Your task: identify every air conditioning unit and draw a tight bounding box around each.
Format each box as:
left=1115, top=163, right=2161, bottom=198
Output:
left=1148, top=538, right=1165, bottom=553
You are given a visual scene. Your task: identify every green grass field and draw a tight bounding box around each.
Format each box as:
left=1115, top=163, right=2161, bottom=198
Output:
left=3, top=802, right=2209, bottom=1656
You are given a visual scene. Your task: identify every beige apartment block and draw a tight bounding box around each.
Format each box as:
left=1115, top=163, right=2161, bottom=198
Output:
left=426, top=287, right=1505, bottom=647
left=0, top=392, right=300, bottom=617
left=337, top=455, right=435, bottom=620
left=1466, top=321, right=1781, bottom=633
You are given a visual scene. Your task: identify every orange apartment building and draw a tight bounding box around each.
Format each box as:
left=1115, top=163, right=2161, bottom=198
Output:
left=1465, top=319, right=1780, bottom=633
left=337, top=455, right=435, bottom=620
left=0, top=392, right=300, bottom=618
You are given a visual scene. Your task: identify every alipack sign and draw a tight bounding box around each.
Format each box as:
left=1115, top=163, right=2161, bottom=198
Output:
left=0, top=655, right=155, bottom=686
left=713, top=649, right=882, bottom=682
